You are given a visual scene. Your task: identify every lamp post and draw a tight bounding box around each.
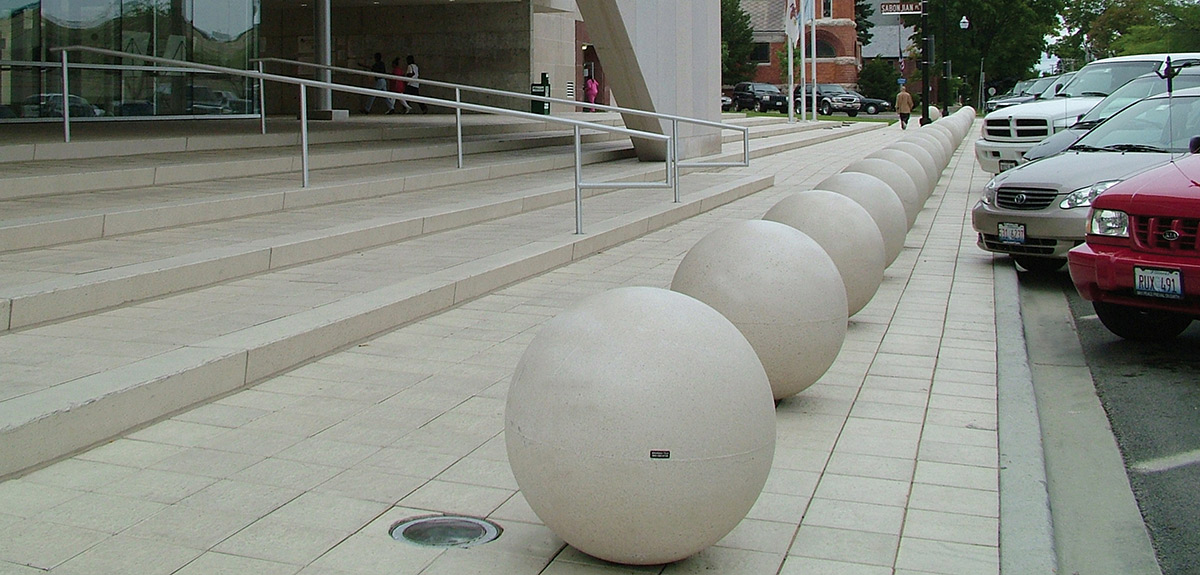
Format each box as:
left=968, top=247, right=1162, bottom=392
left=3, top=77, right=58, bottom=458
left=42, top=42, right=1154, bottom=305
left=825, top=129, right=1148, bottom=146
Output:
left=920, top=0, right=931, bottom=125
left=943, top=15, right=968, bottom=116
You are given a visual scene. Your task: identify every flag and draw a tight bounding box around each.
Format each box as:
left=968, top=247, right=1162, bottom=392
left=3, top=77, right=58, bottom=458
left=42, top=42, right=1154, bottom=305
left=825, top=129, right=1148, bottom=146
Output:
left=784, top=0, right=800, bottom=47
left=801, top=0, right=815, bottom=22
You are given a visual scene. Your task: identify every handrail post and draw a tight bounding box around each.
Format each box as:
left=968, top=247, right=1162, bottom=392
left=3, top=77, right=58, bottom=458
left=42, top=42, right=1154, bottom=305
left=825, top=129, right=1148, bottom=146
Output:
left=743, top=127, right=750, bottom=165
left=671, top=118, right=680, bottom=203
left=299, top=84, right=310, bottom=187
left=574, top=125, right=583, bottom=235
left=258, top=61, right=267, bottom=135
left=455, top=87, right=463, bottom=169
left=60, top=49, right=71, bottom=143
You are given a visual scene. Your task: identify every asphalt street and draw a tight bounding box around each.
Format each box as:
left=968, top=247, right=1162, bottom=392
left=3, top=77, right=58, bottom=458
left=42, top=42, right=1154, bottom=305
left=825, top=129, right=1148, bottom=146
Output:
left=1020, top=267, right=1200, bottom=575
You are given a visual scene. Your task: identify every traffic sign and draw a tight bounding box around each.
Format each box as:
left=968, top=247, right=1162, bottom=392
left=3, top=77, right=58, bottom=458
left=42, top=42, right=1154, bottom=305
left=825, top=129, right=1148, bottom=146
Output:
left=880, top=2, right=921, bottom=15
left=898, top=78, right=907, bottom=85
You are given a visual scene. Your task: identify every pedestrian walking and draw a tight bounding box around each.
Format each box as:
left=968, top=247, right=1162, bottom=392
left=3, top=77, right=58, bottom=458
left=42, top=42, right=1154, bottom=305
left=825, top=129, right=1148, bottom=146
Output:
left=584, top=76, right=599, bottom=112
left=390, top=57, right=412, bottom=114
left=404, top=55, right=429, bottom=114
left=895, top=84, right=914, bottom=129
left=362, top=52, right=394, bottom=114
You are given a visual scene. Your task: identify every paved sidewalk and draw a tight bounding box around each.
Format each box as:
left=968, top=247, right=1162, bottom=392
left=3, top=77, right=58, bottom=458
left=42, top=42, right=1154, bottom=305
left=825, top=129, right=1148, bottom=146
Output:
left=0, top=121, right=1011, bottom=575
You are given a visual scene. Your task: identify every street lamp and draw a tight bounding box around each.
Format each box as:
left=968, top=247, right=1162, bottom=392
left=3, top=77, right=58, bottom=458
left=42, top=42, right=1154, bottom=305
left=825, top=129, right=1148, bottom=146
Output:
left=941, top=14, right=969, bottom=116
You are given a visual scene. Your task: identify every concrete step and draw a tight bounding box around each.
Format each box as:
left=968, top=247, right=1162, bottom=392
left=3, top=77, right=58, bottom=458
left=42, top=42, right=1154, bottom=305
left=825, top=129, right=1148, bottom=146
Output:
left=0, top=116, right=886, bottom=479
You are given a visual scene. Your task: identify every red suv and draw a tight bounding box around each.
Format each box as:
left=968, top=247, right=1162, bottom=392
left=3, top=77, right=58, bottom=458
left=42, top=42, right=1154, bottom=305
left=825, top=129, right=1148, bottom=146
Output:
left=1068, top=145, right=1200, bottom=340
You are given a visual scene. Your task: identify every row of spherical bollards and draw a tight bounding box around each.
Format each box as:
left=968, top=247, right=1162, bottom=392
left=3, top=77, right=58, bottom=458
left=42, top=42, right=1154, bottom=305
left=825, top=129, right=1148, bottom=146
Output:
left=505, top=108, right=975, bottom=565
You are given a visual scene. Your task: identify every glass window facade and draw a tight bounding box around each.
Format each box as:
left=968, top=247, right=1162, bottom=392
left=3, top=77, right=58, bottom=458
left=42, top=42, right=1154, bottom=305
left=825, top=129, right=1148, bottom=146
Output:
left=1, top=0, right=259, bottom=120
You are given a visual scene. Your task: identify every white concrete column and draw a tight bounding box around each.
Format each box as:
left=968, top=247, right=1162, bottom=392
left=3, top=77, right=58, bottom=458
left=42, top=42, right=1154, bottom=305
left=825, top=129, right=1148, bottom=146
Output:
left=576, top=0, right=721, bottom=161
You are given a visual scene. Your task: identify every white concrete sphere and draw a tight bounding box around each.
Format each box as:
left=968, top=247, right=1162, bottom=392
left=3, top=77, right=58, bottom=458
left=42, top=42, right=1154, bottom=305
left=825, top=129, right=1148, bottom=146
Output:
left=927, top=106, right=943, bottom=121
left=889, top=141, right=941, bottom=192
left=506, top=286, right=776, bottom=565
left=843, top=158, right=923, bottom=228
left=867, top=148, right=933, bottom=200
left=923, top=123, right=958, bottom=156
left=763, top=191, right=885, bottom=316
left=670, top=219, right=847, bottom=399
left=814, top=172, right=909, bottom=265
left=903, top=131, right=949, bottom=169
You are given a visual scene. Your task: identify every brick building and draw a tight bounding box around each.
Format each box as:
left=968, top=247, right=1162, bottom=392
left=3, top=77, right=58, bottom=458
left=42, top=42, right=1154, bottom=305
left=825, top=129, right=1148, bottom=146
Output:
left=740, top=0, right=862, bottom=88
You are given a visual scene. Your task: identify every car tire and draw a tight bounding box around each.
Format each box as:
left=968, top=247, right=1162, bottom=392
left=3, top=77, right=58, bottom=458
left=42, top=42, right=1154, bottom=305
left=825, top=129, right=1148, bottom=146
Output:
left=865, top=103, right=878, bottom=114
left=757, top=101, right=768, bottom=113
left=1093, top=301, right=1193, bottom=341
left=820, top=101, right=832, bottom=116
left=1013, top=256, right=1066, bottom=273
left=847, top=111, right=858, bottom=117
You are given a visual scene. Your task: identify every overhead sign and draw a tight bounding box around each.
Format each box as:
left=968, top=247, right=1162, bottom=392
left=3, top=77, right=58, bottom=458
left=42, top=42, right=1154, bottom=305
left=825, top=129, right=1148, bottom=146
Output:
left=880, top=2, right=921, bottom=15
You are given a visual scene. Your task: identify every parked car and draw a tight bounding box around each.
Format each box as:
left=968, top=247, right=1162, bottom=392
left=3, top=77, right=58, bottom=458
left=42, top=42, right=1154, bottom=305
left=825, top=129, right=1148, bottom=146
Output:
left=797, top=83, right=860, bottom=116
left=984, top=73, right=1072, bottom=112
left=732, top=82, right=788, bottom=113
left=975, top=53, right=1200, bottom=173
left=848, top=90, right=891, bottom=114
left=19, top=93, right=105, bottom=118
left=971, top=87, right=1200, bottom=272
left=1024, top=64, right=1200, bottom=163
left=1067, top=147, right=1200, bottom=340
left=985, top=79, right=1035, bottom=112
left=721, top=94, right=733, bottom=111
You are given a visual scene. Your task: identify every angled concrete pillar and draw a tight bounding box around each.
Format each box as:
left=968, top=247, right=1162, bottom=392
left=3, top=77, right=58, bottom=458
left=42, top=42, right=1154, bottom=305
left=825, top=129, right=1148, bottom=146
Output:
left=576, top=0, right=721, bottom=161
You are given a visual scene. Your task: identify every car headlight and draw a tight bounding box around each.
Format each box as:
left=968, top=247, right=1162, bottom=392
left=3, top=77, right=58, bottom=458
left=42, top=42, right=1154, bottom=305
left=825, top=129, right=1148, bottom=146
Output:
left=981, top=177, right=998, bottom=205
left=1060, top=180, right=1121, bottom=209
left=761, top=95, right=770, bottom=101
left=1089, top=209, right=1129, bottom=237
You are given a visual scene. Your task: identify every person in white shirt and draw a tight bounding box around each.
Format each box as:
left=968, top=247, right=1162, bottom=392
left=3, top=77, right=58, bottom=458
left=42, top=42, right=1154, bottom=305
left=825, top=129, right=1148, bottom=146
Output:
left=404, top=55, right=429, bottom=113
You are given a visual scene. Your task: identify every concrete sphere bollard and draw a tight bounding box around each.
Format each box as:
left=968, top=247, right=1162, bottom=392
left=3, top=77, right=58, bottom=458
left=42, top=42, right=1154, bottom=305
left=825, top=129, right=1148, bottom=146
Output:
left=889, top=141, right=941, bottom=194
left=924, top=123, right=958, bottom=157
left=671, top=220, right=848, bottom=399
left=843, top=158, right=923, bottom=228
left=506, top=286, right=776, bottom=565
left=867, top=148, right=933, bottom=200
left=927, top=106, right=943, bottom=121
left=763, top=191, right=885, bottom=316
left=903, top=131, right=949, bottom=169
left=814, top=172, right=909, bottom=266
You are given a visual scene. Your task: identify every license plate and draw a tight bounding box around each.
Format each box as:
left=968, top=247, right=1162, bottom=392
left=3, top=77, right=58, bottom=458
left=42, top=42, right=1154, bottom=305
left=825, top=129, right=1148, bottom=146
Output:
left=998, top=160, right=1017, bottom=172
left=1135, top=267, right=1183, bottom=299
left=998, top=222, right=1025, bottom=244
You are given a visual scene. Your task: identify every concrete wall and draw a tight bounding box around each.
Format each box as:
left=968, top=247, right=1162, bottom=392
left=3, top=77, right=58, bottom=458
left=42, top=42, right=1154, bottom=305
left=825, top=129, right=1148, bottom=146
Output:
left=532, top=9, right=580, bottom=114
left=260, top=0, right=534, bottom=114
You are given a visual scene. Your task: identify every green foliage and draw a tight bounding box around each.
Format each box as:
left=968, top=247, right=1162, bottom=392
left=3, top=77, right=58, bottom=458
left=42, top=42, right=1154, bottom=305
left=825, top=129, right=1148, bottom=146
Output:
left=721, top=0, right=756, bottom=85
left=856, top=0, right=876, bottom=47
left=1112, top=0, right=1200, bottom=54
left=909, top=0, right=1063, bottom=112
left=858, top=57, right=899, bottom=100
left=1052, top=0, right=1200, bottom=60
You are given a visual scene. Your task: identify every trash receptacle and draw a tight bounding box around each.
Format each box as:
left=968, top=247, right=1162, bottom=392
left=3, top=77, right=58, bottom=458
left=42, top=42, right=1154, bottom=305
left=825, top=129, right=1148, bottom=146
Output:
left=531, top=73, right=550, bottom=115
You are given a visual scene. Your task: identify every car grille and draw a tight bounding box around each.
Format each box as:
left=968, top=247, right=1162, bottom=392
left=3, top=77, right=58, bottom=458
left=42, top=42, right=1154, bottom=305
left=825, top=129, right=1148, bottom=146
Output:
left=984, top=117, right=1051, bottom=140
left=980, top=234, right=1065, bottom=255
left=1132, top=215, right=1200, bottom=253
left=995, top=187, right=1059, bottom=210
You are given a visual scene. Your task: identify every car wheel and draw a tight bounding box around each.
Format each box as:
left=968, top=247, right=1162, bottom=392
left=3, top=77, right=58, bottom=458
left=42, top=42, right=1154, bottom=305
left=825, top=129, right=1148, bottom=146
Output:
left=1013, top=256, right=1066, bottom=273
left=820, top=101, right=833, bottom=116
left=847, top=111, right=858, bottom=117
left=757, top=101, right=768, bottom=113
left=865, top=103, right=878, bottom=114
left=1093, top=302, right=1193, bottom=341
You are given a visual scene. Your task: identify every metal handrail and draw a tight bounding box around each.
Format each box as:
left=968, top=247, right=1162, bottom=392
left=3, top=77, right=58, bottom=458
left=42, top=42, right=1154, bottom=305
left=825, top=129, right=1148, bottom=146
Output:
left=50, top=46, right=674, bottom=234
left=254, top=57, right=753, bottom=192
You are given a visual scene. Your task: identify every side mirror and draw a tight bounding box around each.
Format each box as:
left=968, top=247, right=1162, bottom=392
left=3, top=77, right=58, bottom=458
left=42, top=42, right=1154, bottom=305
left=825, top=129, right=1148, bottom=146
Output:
left=1191, top=136, right=1200, bottom=155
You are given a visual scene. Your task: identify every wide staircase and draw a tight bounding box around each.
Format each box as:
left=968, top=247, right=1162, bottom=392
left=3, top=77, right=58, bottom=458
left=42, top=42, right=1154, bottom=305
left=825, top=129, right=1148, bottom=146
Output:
left=0, top=111, right=884, bottom=478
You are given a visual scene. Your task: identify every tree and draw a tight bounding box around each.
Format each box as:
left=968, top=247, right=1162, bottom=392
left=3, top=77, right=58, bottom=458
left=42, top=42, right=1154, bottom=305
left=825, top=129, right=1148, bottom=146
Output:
left=859, top=57, right=899, bottom=100
left=1115, top=0, right=1200, bottom=53
left=721, top=0, right=756, bottom=86
left=908, top=0, right=1063, bottom=111
left=856, top=0, right=876, bottom=47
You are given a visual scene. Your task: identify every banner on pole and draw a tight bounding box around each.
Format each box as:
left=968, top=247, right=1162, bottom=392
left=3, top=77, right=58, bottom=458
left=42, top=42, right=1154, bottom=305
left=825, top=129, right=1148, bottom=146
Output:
left=784, top=0, right=800, bottom=46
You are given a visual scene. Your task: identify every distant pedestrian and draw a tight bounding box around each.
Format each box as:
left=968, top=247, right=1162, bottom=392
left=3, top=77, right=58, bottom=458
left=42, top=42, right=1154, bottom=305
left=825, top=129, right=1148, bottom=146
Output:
left=404, top=55, right=429, bottom=114
left=390, top=57, right=412, bottom=114
left=584, top=76, right=599, bottom=112
left=362, top=52, right=394, bottom=114
left=895, top=84, right=914, bottom=129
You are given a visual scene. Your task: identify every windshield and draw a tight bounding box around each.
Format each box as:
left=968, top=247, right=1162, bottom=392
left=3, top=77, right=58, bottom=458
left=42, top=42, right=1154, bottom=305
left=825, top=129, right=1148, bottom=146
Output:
left=1074, top=93, right=1200, bottom=153
left=1037, top=73, right=1073, bottom=98
left=759, top=84, right=782, bottom=94
left=823, top=85, right=847, bottom=94
left=1080, top=72, right=1200, bottom=123
left=1026, top=76, right=1057, bottom=97
left=1058, top=61, right=1163, bottom=98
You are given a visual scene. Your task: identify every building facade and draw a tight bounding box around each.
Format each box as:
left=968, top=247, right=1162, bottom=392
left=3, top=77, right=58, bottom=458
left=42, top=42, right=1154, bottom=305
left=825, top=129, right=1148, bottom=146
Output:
left=740, top=0, right=861, bottom=88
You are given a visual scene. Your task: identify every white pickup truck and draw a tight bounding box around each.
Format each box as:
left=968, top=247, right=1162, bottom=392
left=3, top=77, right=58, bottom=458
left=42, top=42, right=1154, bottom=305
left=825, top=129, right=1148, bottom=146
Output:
left=974, top=53, right=1198, bottom=174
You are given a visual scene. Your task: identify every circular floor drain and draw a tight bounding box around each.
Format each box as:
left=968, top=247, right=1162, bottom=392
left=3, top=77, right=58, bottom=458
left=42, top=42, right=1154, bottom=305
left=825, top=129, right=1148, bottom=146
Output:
left=389, top=515, right=502, bottom=548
